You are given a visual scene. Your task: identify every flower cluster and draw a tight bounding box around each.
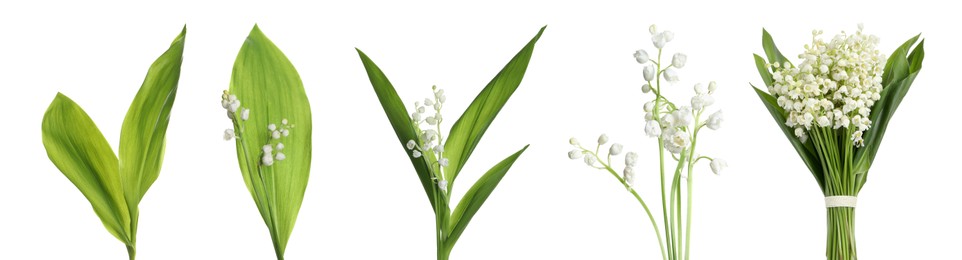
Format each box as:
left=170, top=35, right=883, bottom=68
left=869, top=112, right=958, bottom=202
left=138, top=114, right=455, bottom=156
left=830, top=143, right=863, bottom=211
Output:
left=568, top=135, right=641, bottom=184
left=260, top=120, right=291, bottom=166
left=405, top=86, right=449, bottom=193
left=221, top=90, right=292, bottom=167
left=636, top=25, right=724, bottom=156
left=768, top=24, right=885, bottom=146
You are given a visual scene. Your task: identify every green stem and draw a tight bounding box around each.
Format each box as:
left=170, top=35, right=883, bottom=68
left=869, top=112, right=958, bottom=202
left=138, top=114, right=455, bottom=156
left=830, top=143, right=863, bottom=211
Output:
left=126, top=244, right=135, bottom=260
left=826, top=207, right=857, bottom=260
left=597, top=158, right=667, bottom=260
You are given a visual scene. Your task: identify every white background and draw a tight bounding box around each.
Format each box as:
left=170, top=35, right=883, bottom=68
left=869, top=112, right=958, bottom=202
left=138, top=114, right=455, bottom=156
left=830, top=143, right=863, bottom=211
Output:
left=1, top=0, right=959, bottom=259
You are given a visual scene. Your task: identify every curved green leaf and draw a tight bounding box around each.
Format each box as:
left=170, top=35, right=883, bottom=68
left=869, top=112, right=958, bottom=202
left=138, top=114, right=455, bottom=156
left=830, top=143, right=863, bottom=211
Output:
left=754, top=54, right=773, bottom=87
left=855, top=36, right=924, bottom=177
left=42, top=93, right=131, bottom=243
left=229, top=25, right=312, bottom=258
left=445, top=145, right=528, bottom=249
left=751, top=85, right=824, bottom=191
left=356, top=49, right=438, bottom=210
left=762, top=28, right=789, bottom=66
left=443, top=26, right=545, bottom=184
left=119, top=26, right=185, bottom=219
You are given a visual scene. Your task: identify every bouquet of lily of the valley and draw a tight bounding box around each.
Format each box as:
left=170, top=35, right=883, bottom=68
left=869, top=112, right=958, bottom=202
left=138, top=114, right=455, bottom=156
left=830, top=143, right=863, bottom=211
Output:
left=751, top=25, right=924, bottom=259
left=568, top=25, right=727, bottom=260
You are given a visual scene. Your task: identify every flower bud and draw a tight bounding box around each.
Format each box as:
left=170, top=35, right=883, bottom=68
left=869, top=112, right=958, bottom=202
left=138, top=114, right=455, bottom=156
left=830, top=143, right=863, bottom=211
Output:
left=663, top=68, right=680, bottom=82
left=609, top=143, right=623, bottom=156
left=568, top=149, right=583, bottom=159
left=707, top=110, right=724, bottom=130
left=643, top=65, right=655, bottom=81
left=598, top=134, right=609, bottom=145
left=641, top=83, right=651, bottom=93
left=710, top=158, right=727, bottom=175
left=625, top=152, right=639, bottom=167
left=569, top=137, right=580, bottom=146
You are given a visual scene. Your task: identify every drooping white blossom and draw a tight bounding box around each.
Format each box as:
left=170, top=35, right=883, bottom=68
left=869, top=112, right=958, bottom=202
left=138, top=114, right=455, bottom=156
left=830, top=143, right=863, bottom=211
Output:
left=634, top=49, right=649, bottom=64
left=710, top=158, right=727, bottom=175
left=645, top=120, right=662, bottom=138
left=672, top=53, right=687, bottom=68
left=644, top=65, right=655, bottom=81
left=224, top=129, right=235, bottom=141
left=625, top=152, right=638, bottom=167
left=275, top=152, right=286, bottom=161
left=663, top=67, right=680, bottom=82
left=624, top=166, right=635, bottom=186
left=241, top=108, right=250, bottom=121
left=610, top=143, right=624, bottom=156
left=569, top=137, right=580, bottom=146
left=598, top=134, right=609, bottom=145
left=706, top=110, right=724, bottom=130
left=568, top=149, right=584, bottom=159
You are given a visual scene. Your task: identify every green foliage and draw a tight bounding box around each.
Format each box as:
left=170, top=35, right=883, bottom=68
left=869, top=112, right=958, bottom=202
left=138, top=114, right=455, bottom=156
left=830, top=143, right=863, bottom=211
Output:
left=41, top=27, right=186, bottom=259
left=227, top=25, right=313, bottom=260
left=358, top=26, right=545, bottom=259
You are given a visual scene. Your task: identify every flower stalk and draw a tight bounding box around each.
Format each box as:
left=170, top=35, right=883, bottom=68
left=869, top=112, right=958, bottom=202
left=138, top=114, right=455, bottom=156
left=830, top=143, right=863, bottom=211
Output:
left=569, top=25, right=726, bottom=260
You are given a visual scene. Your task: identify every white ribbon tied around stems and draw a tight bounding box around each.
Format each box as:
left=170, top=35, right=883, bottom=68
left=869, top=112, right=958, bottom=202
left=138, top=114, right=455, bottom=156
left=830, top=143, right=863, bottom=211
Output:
left=824, top=196, right=857, bottom=208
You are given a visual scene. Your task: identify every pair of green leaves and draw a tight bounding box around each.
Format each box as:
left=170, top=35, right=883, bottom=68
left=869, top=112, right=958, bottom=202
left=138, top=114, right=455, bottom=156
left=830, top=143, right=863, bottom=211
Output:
left=41, top=27, right=186, bottom=258
left=751, top=29, right=924, bottom=193
left=357, top=26, right=544, bottom=257
left=227, top=25, right=313, bottom=260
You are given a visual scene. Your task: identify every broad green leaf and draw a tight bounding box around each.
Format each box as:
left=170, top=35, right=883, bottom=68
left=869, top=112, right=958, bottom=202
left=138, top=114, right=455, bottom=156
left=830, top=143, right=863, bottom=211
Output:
left=881, top=35, right=919, bottom=86
left=443, top=26, right=545, bottom=184
left=118, top=26, right=185, bottom=225
left=42, top=93, right=132, bottom=243
left=230, top=25, right=312, bottom=257
left=751, top=86, right=824, bottom=191
left=762, top=29, right=789, bottom=66
left=445, top=145, right=528, bottom=249
left=753, top=54, right=773, bottom=87
left=356, top=48, right=439, bottom=210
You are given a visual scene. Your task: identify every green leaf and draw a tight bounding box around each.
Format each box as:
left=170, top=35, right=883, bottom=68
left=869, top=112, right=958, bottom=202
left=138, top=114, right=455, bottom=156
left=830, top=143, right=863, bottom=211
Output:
left=753, top=54, right=773, bottom=87
left=445, top=145, right=528, bottom=249
left=118, top=26, right=185, bottom=221
left=751, top=85, right=824, bottom=191
left=907, top=40, right=925, bottom=73
left=762, top=28, right=789, bottom=66
left=229, top=25, right=313, bottom=257
left=855, top=36, right=924, bottom=176
left=42, top=93, right=132, bottom=243
left=881, top=34, right=918, bottom=86
left=356, top=48, right=439, bottom=210
left=443, top=26, right=545, bottom=184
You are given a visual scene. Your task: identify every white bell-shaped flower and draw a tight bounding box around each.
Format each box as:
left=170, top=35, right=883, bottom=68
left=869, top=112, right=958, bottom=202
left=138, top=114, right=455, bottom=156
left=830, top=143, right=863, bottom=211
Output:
left=598, top=134, right=609, bottom=145
left=663, top=67, right=680, bottom=82
left=634, top=49, right=649, bottom=64
left=223, top=129, right=235, bottom=141
left=643, top=65, right=655, bottom=81
left=710, top=158, right=727, bottom=175
left=707, top=110, right=724, bottom=130
left=568, top=149, right=584, bottom=159
left=645, top=120, right=662, bottom=138
left=671, top=53, right=687, bottom=68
